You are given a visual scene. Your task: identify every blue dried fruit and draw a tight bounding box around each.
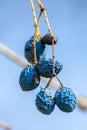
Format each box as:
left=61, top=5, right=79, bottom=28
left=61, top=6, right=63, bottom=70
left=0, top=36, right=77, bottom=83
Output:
left=24, top=37, right=46, bottom=63
left=19, top=65, right=40, bottom=91
left=54, top=87, right=77, bottom=112
left=36, top=58, right=63, bottom=78
left=35, top=88, right=55, bottom=115
left=41, top=33, right=58, bottom=45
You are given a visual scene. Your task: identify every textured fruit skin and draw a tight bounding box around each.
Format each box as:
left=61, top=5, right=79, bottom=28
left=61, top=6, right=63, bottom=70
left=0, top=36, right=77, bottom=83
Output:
left=19, top=65, right=40, bottom=91
left=41, top=33, right=58, bottom=45
left=36, top=58, right=63, bottom=78
left=24, top=37, right=46, bottom=63
left=35, top=88, right=55, bottom=115
left=54, top=87, right=77, bottom=112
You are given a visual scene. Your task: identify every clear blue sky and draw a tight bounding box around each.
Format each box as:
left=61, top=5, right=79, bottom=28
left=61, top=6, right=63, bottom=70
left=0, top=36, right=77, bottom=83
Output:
left=0, top=0, right=87, bottom=130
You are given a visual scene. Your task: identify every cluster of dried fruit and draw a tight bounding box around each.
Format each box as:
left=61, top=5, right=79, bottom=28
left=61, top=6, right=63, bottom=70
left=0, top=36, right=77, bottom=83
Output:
left=19, top=34, right=77, bottom=115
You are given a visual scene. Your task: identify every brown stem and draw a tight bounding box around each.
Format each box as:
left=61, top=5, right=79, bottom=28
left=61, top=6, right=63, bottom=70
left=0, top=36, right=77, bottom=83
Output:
left=32, top=44, right=37, bottom=64
left=32, top=42, right=39, bottom=83
left=36, top=0, right=53, bottom=37
left=45, top=77, right=53, bottom=88
left=36, top=9, right=43, bottom=38
left=36, top=0, right=45, bottom=10
left=55, top=73, right=63, bottom=87
left=52, top=37, right=55, bottom=75
left=52, top=37, right=63, bottom=87
left=33, top=9, right=43, bottom=40
left=33, top=9, right=43, bottom=64
left=34, top=65, right=39, bottom=83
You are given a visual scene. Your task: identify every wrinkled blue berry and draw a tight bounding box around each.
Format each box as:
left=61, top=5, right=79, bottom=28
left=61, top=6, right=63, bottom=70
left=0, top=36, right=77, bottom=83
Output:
left=36, top=58, right=63, bottom=78
left=19, top=65, right=40, bottom=91
left=24, top=37, right=46, bottom=63
left=41, top=33, right=58, bottom=45
left=54, top=87, right=77, bottom=112
left=35, top=88, right=55, bottom=115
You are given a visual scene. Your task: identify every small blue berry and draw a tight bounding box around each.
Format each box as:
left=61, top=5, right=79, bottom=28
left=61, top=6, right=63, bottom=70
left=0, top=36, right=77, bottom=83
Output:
left=19, top=65, right=40, bottom=91
left=24, top=37, right=46, bottom=63
left=54, top=87, right=77, bottom=112
left=41, top=33, right=58, bottom=45
left=35, top=88, right=55, bottom=115
left=36, top=58, right=63, bottom=78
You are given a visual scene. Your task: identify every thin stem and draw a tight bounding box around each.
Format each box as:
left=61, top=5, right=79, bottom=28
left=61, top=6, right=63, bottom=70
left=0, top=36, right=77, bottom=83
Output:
left=36, top=0, right=45, bottom=9
left=34, top=66, right=39, bottom=83
left=33, top=9, right=43, bottom=43
left=32, top=44, right=37, bottom=64
left=30, top=0, right=41, bottom=37
left=41, top=77, right=60, bottom=90
left=36, top=0, right=53, bottom=37
left=52, top=37, right=55, bottom=75
left=45, top=34, right=63, bottom=89
left=45, top=77, right=53, bottom=88
left=30, top=2, right=43, bottom=64
left=52, top=37, right=63, bottom=87
left=44, top=37, right=55, bottom=89
left=30, top=0, right=43, bottom=81
left=55, top=74, right=63, bottom=87
left=30, top=0, right=37, bottom=27
left=43, top=10, right=53, bottom=37
left=33, top=10, right=43, bottom=64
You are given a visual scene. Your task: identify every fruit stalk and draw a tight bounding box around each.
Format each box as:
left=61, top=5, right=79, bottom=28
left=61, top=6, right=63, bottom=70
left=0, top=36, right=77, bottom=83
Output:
left=45, top=77, right=53, bottom=88
left=36, top=0, right=53, bottom=37
left=55, top=75, right=63, bottom=87
left=30, top=0, right=46, bottom=83
left=52, top=37, right=63, bottom=87
left=30, top=0, right=41, bottom=37
left=52, top=37, right=55, bottom=75
left=32, top=10, right=43, bottom=82
left=30, top=0, right=41, bottom=64
left=33, top=9, right=43, bottom=42
left=32, top=43, right=37, bottom=64
left=44, top=37, right=56, bottom=88
left=32, top=42, right=38, bottom=82
left=31, top=3, right=43, bottom=64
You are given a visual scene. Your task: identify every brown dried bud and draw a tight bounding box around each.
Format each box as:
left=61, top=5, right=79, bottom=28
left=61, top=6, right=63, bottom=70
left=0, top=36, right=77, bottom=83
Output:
left=41, top=33, right=58, bottom=45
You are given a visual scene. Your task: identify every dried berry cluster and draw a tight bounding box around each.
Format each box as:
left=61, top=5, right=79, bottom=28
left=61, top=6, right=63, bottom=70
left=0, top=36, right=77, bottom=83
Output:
left=19, top=34, right=77, bottom=115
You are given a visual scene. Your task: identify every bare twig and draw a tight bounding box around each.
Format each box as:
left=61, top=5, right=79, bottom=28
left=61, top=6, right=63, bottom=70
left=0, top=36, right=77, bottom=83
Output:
left=0, top=43, right=30, bottom=67
left=0, top=120, right=11, bottom=130
left=77, top=95, right=87, bottom=110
